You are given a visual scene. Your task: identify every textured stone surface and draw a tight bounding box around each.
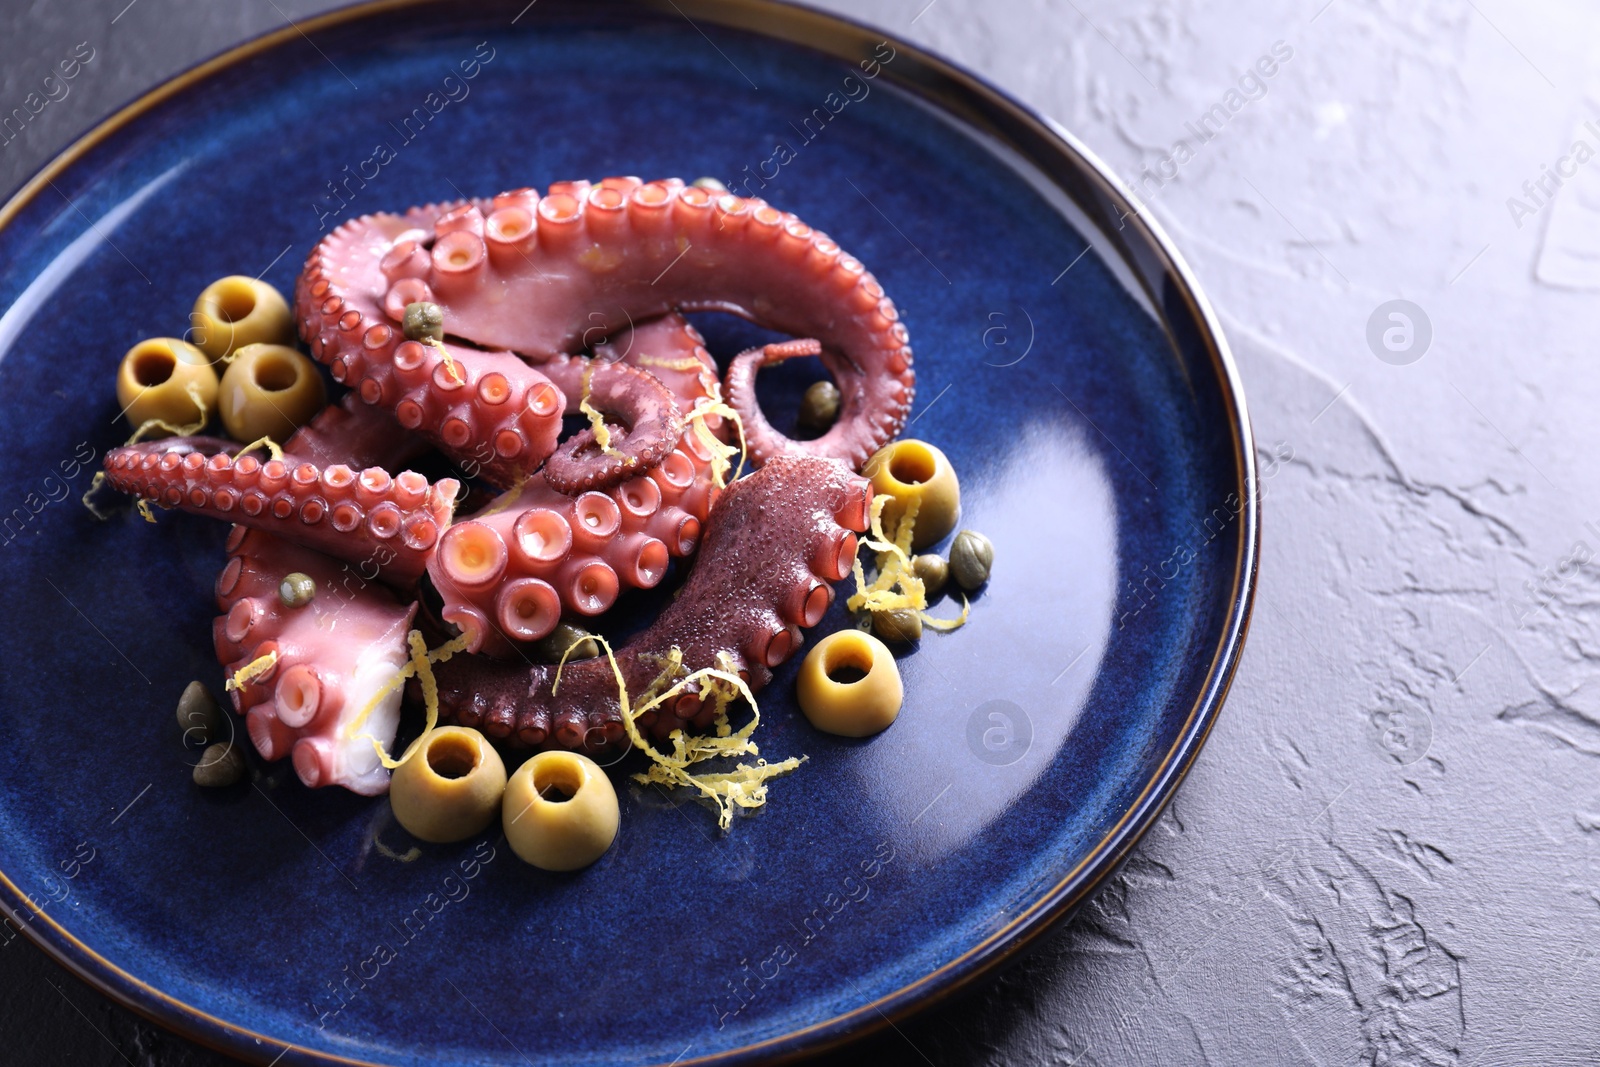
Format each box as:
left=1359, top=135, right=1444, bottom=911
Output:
left=6, top=0, right=1595, bottom=1064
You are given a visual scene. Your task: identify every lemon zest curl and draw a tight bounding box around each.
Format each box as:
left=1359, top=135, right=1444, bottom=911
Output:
left=82, top=380, right=214, bottom=521
left=225, top=649, right=279, bottom=692
left=567, top=635, right=803, bottom=831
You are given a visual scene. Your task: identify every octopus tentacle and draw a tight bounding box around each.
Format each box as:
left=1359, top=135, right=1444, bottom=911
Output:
left=428, top=313, right=725, bottom=656
left=105, top=182, right=914, bottom=797
left=328, top=180, right=912, bottom=471
left=541, top=362, right=684, bottom=494
left=214, top=526, right=416, bottom=796
left=533, top=311, right=718, bottom=418
left=282, top=391, right=430, bottom=471
left=592, top=313, right=718, bottom=408
left=428, top=424, right=722, bottom=656
left=295, top=202, right=564, bottom=488
left=104, top=437, right=458, bottom=584
left=726, top=336, right=893, bottom=465
left=432, top=455, right=872, bottom=751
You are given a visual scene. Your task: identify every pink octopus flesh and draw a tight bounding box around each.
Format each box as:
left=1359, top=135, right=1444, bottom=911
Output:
left=102, top=178, right=913, bottom=795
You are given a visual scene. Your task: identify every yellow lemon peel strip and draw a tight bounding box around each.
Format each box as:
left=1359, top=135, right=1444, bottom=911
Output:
left=475, top=475, right=528, bottom=520
left=847, top=495, right=926, bottom=615
left=847, top=497, right=969, bottom=631
left=81, top=476, right=115, bottom=520
left=921, top=593, right=971, bottom=632
left=633, top=647, right=688, bottom=706
left=232, top=436, right=286, bottom=462
left=683, top=380, right=747, bottom=489
left=409, top=630, right=441, bottom=731
left=82, top=382, right=214, bottom=521
left=336, top=630, right=471, bottom=766
left=578, top=636, right=803, bottom=831
left=423, top=336, right=465, bottom=385
left=637, top=354, right=706, bottom=373
left=577, top=360, right=629, bottom=463
left=225, top=649, right=279, bottom=692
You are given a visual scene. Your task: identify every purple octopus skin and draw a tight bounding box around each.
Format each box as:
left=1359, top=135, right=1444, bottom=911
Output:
left=295, top=178, right=915, bottom=476
left=540, top=361, right=684, bottom=494
left=431, top=454, right=874, bottom=753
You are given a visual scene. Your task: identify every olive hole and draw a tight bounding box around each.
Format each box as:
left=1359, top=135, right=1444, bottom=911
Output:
left=253, top=355, right=299, bottom=391
left=534, top=764, right=582, bottom=803
left=216, top=287, right=256, bottom=324
left=888, top=446, right=936, bottom=485
left=427, top=736, right=479, bottom=780
left=132, top=351, right=176, bottom=387
left=823, top=646, right=872, bottom=685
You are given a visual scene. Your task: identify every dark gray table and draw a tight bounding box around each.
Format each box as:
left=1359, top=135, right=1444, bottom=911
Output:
left=7, top=1, right=1587, bottom=1064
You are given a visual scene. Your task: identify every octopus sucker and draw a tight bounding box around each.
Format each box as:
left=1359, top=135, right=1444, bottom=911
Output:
left=424, top=403, right=724, bottom=656
left=102, top=178, right=917, bottom=797
left=216, top=526, right=416, bottom=796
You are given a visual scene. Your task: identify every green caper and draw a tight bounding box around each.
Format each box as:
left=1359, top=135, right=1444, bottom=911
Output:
left=176, top=681, right=224, bottom=746
left=193, top=743, right=245, bottom=787
left=949, top=529, right=994, bottom=591
left=872, top=608, right=923, bottom=643
left=911, top=554, right=948, bottom=599
left=534, top=621, right=600, bottom=662
left=402, top=301, right=445, bottom=342
left=798, top=380, right=841, bottom=433
left=279, top=572, right=316, bottom=608
left=691, top=176, right=729, bottom=192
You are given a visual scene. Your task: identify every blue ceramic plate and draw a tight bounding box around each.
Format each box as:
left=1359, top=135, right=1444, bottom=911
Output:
left=0, top=2, right=1256, bottom=1064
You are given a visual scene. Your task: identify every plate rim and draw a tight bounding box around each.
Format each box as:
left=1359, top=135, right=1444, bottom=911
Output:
left=0, top=1, right=1260, bottom=1063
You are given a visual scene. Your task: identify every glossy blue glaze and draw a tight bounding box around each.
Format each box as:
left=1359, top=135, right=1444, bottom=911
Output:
left=0, top=3, right=1251, bottom=1064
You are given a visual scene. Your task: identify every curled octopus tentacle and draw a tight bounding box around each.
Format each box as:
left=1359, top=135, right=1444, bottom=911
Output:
left=315, top=178, right=912, bottom=472
left=431, top=454, right=873, bottom=752
left=428, top=428, right=722, bottom=656
left=103, top=436, right=458, bottom=584
left=541, top=361, right=684, bottom=494
left=210, top=391, right=451, bottom=793
left=215, top=526, right=416, bottom=796
left=591, top=313, right=719, bottom=410
left=427, top=314, right=723, bottom=657
left=724, top=336, right=902, bottom=467
left=296, top=199, right=564, bottom=488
